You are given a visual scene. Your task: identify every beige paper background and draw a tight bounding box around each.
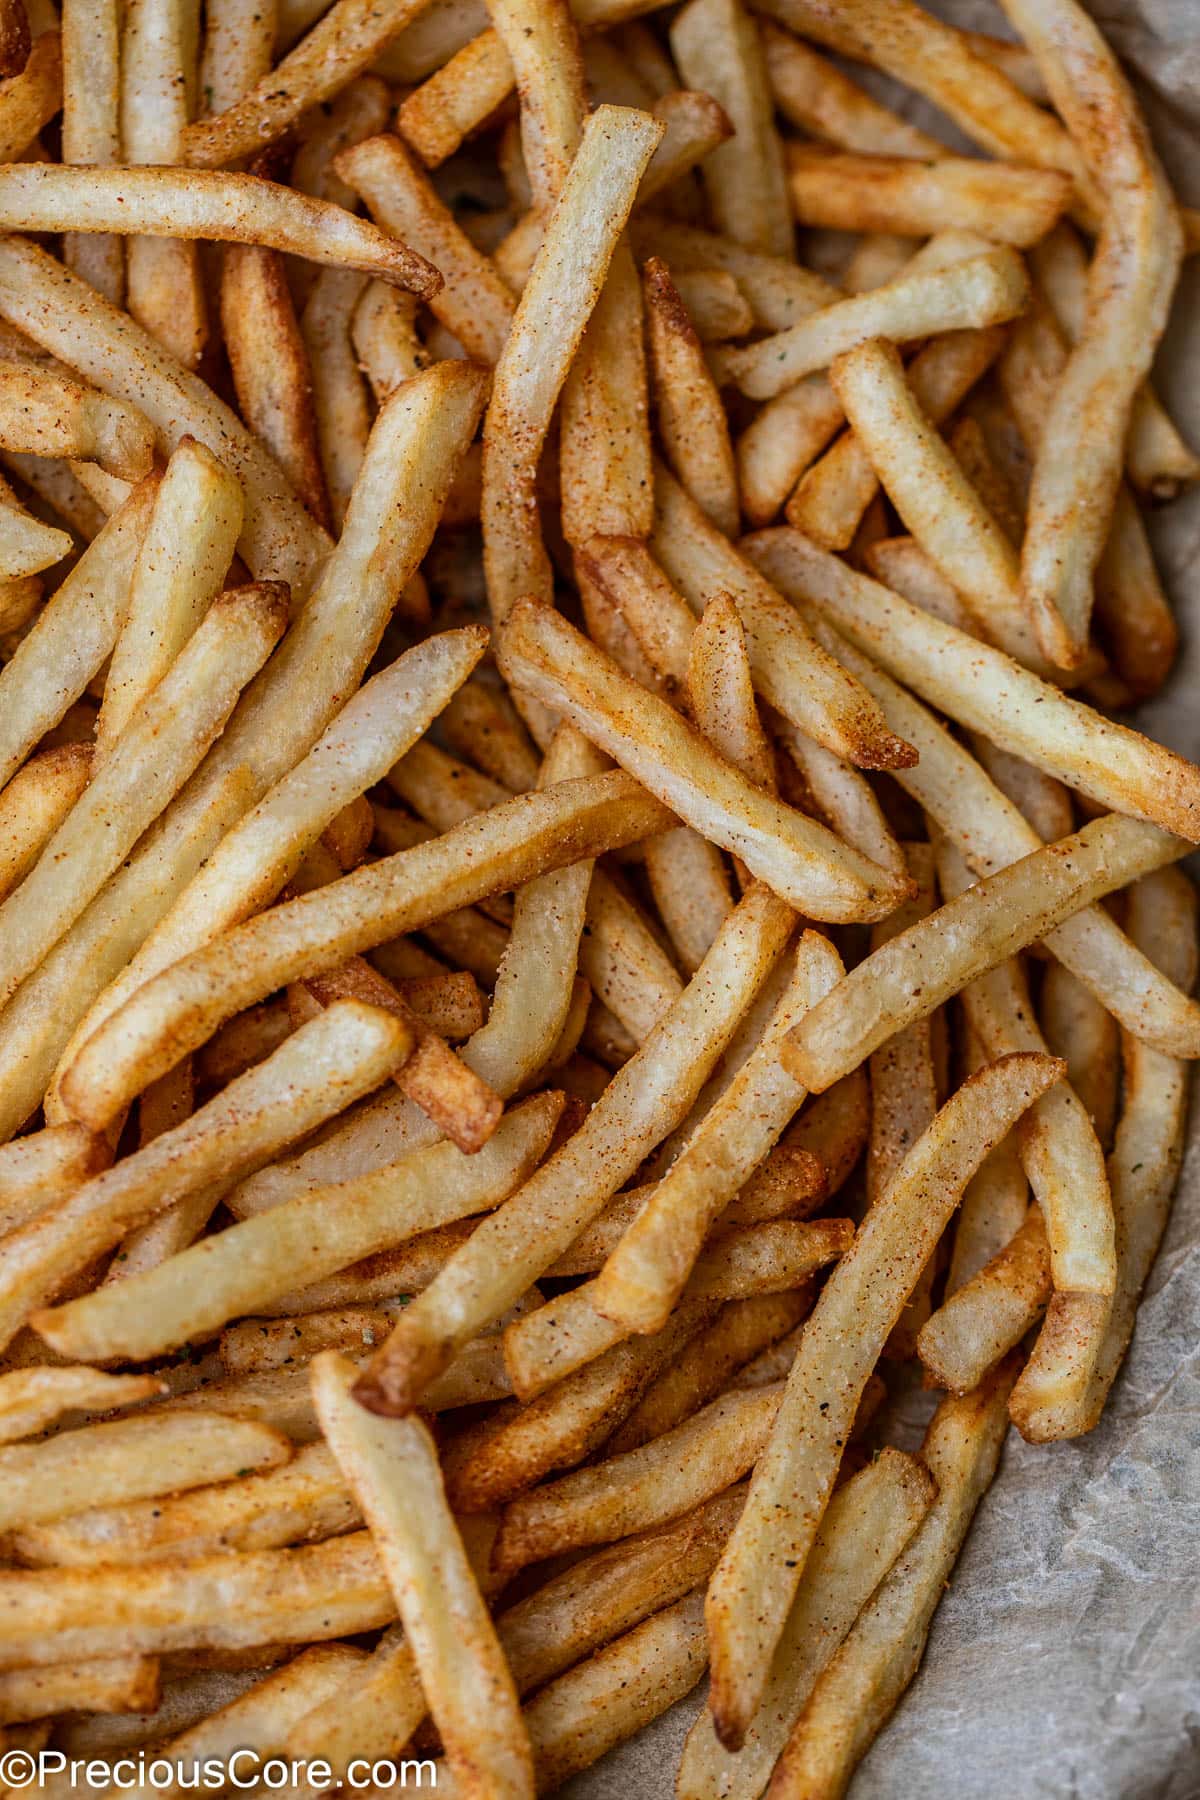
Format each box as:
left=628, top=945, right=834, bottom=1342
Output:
left=567, top=4, right=1200, bottom=1792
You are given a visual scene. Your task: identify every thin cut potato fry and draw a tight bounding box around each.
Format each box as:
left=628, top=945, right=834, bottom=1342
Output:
left=312, top=1351, right=535, bottom=1799
left=678, top=1448, right=933, bottom=1799
left=0, top=1001, right=410, bottom=1354
left=397, top=28, right=516, bottom=168
left=0, top=1121, right=110, bottom=1237
left=0, top=1411, right=291, bottom=1531
left=495, top=1383, right=785, bottom=1575
left=786, top=145, right=1070, bottom=246
left=745, top=529, right=1200, bottom=845
left=487, top=0, right=586, bottom=212
left=0, top=583, right=289, bottom=1008
left=336, top=133, right=515, bottom=364
left=354, top=885, right=796, bottom=1415
left=96, top=439, right=244, bottom=760
left=0, top=1366, right=164, bottom=1445
left=704, top=1053, right=1060, bottom=1749
left=0, top=1531, right=395, bottom=1669
left=61, top=0, right=122, bottom=304
left=670, top=0, right=792, bottom=258
left=580, top=869, right=683, bottom=1047
left=592, top=932, right=842, bottom=1333
left=0, top=491, right=71, bottom=580
left=761, top=19, right=941, bottom=157
left=498, top=599, right=907, bottom=921
left=0, top=30, right=62, bottom=164
left=1041, top=961, right=1119, bottom=1150
left=0, top=746, right=92, bottom=904
left=35, top=1095, right=561, bottom=1365
left=0, top=1657, right=158, bottom=1726
left=768, top=1358, right=1020, bottom=1797
left=723, top=248, right=1029, bottom=400
left=561, top=236, right=653, bottom=554
left=629, top=215, right=836, bottom=333
left=1000, top=0, right=1183, bottom=669
left=482, top=104, right=664, bottom=625
left=0, top=362, right=153, bottom=480
left=643, top=256, right=738, bottom=537
left=919, top=1206, right=1050, bottom=1393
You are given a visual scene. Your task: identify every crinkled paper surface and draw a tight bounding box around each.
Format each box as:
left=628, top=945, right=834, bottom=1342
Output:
left=569, top=2, right=1200, bottom=1792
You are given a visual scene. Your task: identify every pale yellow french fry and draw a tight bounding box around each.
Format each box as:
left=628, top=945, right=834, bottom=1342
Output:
left=483, top=104, right=663, bottom=624
left=0, top=1001, right=410, bottom=1354
left=439, top=679, right=540, bottom=796
left=704, top=1053, right=1060, bottom=1749
left=946, top=1032, right=1030, bottom=1296
left=0, top=489, right=70, bottom=581
left=300, top=268, right=371, bottom=530
left=312, top=1351, right=535, bottom=1799
left=0, top=1656, right=158, bottom=1727
left=498, top=599, right=907, bottom=921
left=771, top=713, right=905, bottom=879
left=95, top=440, right=243, bottom=762
left=0, top=1120, right=110, bottom=1237
left=679, top=1448, right=934, bottom=1799
left=1041, top=960, right=1119, bottom=1150
left=0, top=476, right=156, bottom=792
left=643, top=255, right=738, bottom=537
left=488, top=0, right=586, bottom=210
left=0, top=361, right=153, bottom=481
left=629, top=215, right=836, bottom=333
left=0, top=1532, right=395, bottom=1669
left=919, top=1206, right=1050, bottom=1393
left=354, top=885, right=795, bottom=1415
left=767, top=1358, right=1020, bottom=1797
left=61, top=0, right=123, bottom=304
left=350, top=280, right=425, bottom=412
left=1000, top=0, right=1183, bottom=669
left=0, top=582, right=288, bottom=1007
left=723, top=248, right=1029, bottom=400
left=0, top=745, right=91, bottom=904
left=592, top=932, right=841, bottom=1333
left=643, top=827, right=734, bottom=975
left=580, top=867, right=683, bottom=1046
left=0, top=1411, right=291, bottom=1532
left=0, top=1366, right=164, bottom=1446
left=0, top=238, right=330, bottom=595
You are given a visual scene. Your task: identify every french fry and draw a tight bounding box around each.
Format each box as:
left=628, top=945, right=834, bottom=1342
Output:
left=35, top=1094, right=561, bottom=1365
left=1000, top=0, right=1183, bottom=668
left=0, top=583, right=289, bottom=1007
left=220, top=245, right=330, bottom=531
left=0, top=1366, right=163, bottom=1446
left=919, top=1206, right=1050, bottom=1393
left=337, top=134, right=514, bottom=364
left=592, top=932, right=841, bottom=1333
left=643, top=826, right=734, bottom=975
left=354, top=885, right=795, bottom=1414
left=482, top=104, right=663, bottom=624
left=439, top=681, right=540, bottom=795
left=1011, top=866, right=1198, bottom=1442
left=0, top=29, right=61, bottom=164
left=0, top=746, right=91, bottom=905
left=312, top=1350, right=535, bottom=1799
left=351, top=281, right=426, bottom=410
left=630, top=216, right=836, bottom=332
left=746, top=529, right=1200, bottom=845
left=561, top=236, right=652, bottom=557
left=787, top=145, right=1070, bottom=245
left=201, top=0, right=276, bottom=114
left=770, top=713, right=905, bottom=879
left=643, top=256, right=738, bottom=537
left=679, top=1447, right=934, bottom=1799
left=722, top=247, right=1029, bottom=400
left=0, top=1532, right=395, bottom=1668
left=704, top=1052, right=1061, bottom=1748
left=0, top=489, right=70, bottom=582
left=946, top=1033, right=1031, bottom=1296
left=0, top=239, right=330, bottom=595
left=495, top=1382, right=785, bottom=1576
left=580, top=868, right=684, bottom=1045
left=669, top=267, right=751, bottom=340
left=0, top=1001, right=410, bottom=1354
left=762, top=19, right=940, bottom=157
left=0, top=476, right=156, bottom=792
left=0, top=1411, right=291, bottom=1532
left=49, top=1666, right=275, bottom=1755
left=737, top=374, right=846, bottom=530
left=0, top=362, right=153, bottom=481
left=397, top=28, right=516, bottom=168
left=1041, top=955, right=1120, bottom=1147
left=488, top=0, right=586, bottom=211
left=767, top=1358, right=1020, bottom=1797
left=0, top=1121, right=110, bottom=1238
left=95, top=440, right=243, bottom=761
left=0, top=1656, right=157, bottom=1727
left=60, top=0, right=122, bottom=304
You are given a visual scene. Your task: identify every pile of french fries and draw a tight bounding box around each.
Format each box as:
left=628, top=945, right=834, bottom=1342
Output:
left=0, top=0, right=1195, bottom=1789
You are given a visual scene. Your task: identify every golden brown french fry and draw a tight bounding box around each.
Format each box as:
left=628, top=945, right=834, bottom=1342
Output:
left=337, top=132, right=515, bottom=363
left=0, top=362, right=153, bottom=481
left=787, top=144, right=1070, bottom=245
left=354, top=885, right=795, bottom=1415
left=0, top=1411, right=291, bottom=1531
left=561, top=236, right=653, bottom=559
left=0, top=1532, right=394, bottom=1668
left=946, top=1034, right=1030, bottom=1296
left=0, top=1120, right=110, bottom=1238
left=679, top=1447, right=934, bottom=1798
left=95, top=440, right=243, bottom=761
left=0, top=745, right=91, bottom=905
left=723, top=247, right=1029, bottom=400
left=0, top=239, right=330, bottom=595
left=704, top=1052, right=1061, bottom=1748
left=499, top=598, right=905, bottom=920
left=0, top=1001, right=410, bottom=1354
left=35, top=1094, right=561, bottom=1365
left=769, top=711, right=905, bottom=879
left=221, top=245, right=330, bottom=531
left=592, top=932, right=841, bottom=1333
left=397, top=27, right=516, bottom=167
left=489, top=0, right=586, bottom=212
left=630, top=215, right=835, bottom=332
left=762, top=19, right=941, bottom=156
left=745, top=529, right=1200, bottom=844
left=0, top=583, right=288, bottom=1007
left=580, top=868, right=683, bottom=1046
left=643, top=255, right=738, bottom=537
left=0, top=29, right=62, bottom=163
left=60, top=0, right=122, bottom=304
left=919, top=1206, right=1050, bottom=1393
left=1000, top=0, right=1183, bottom=669
left=0, top=1366, right=163, bottom=1445
left=643, top=826, right=735, bottom=975
left=767, top=1358, right=1020, bottom=1797
left=483, top=104, right=663, bottom=625
left=439, top=680, right=540, bottom=795
left=312, top=1350, right=535, bottom=1799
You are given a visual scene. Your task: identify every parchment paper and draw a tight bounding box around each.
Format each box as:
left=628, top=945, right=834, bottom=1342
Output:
left=568, top=4, right=1200, bottom=1792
